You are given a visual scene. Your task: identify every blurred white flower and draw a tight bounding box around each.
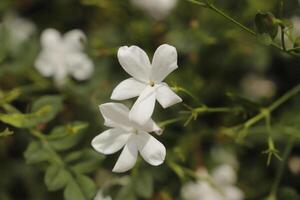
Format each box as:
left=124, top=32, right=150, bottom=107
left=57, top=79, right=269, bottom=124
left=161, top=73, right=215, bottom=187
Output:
left=241, top=74, right=276, bottom=100
left=3, top=13, right=36, bottom=51
left=211, top=147, right=239, bottom=169
left=91, top=103, right=165, bottom=173
left=289, top=156, right=300, bottom=175
left=111, top=44, right=182, bottom=125
left=35, top=28, right=94, bottom=85
left=94, top=190, right=112, bottom=200
left=181, top=164, right=244, bottom=200
left=130, top=0, right=177, bottom=20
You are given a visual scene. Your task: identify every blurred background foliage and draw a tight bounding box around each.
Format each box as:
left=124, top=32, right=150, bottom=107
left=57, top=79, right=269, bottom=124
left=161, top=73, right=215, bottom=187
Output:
left=1, top=0, right=300, bottom=199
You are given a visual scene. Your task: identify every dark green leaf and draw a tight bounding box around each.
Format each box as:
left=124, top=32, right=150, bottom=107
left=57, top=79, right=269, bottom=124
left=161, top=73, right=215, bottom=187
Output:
left=24, top=141, right=50, bottom=164
left=31, top=95, right=63, bottom=123
left=0, top=128, right=13, bottom=137
left=0, top=105, right=51, bottom=128
left=64, top=174, right=96, bottom=200
left=47, top=122, right=88, bottom=140
left=45, top=165, right=70, bottom=191
left=255, top=12, right=278, bottom=39
left=133, top=171, right=153, bottom=198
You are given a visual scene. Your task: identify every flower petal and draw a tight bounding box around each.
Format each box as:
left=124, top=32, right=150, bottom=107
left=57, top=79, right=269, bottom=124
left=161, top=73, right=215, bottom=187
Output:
left=91, top=128, right=131, bottom=154
left=35, top=51, right=55, bottom=77
left=139, top=119, right=162, bottom=135
left=212, top=164, right=237, bottom=185
left=63, top=29, right=86, bottom=52
left=136, top=131, right=166, bottom=166
left=118, top=46, right=151, bottom=82
left=129, top=86, right=156, bottom=125
left=112, top=137, right=138, bottom=173
left=151, top=44, right=178, bottom=82
left=111, top=78, right=147, bottom=100
left=224, top=186, right=244, bottom=200
left=99, top=103, right=132, bottom=129
left=156, top=83, right=182, bottom=108
left=41, top=28, right=62, bottom=49
left=66, top=53, right=94, bottom=81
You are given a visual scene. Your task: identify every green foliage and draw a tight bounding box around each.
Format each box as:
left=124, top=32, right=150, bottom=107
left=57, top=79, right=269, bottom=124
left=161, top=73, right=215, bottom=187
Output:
left=0, top=128, right=13, bottom=137
left=45, top=165, right=69, bottom=191
left=64, top=174, right=96, bottom=200
left=31, top=95, right=64, bottom=124
left=24, top=141, right=51, bottom=164
left=255, top=12, right=279, bottom=39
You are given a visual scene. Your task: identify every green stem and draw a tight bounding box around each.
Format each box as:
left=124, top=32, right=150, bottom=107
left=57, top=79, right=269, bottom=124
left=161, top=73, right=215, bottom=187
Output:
left=200, top=107, right=232, bottom=113
left=269, top=137, right=294, bottom=198
left=207, top=4, right=256, bottom=36
left=280, top=25, right=286, bottom=51
left=243, top=83, right=300, bottom=129
left=172, top=86, right=200, bottom=104
left=186, top=0, right=300, bottom=57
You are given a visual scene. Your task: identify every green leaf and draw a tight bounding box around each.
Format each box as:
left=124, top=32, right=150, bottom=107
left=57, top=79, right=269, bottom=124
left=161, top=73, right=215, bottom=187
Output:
left=47, top=122, right=88, bottom=140
left=0, top=128, right=13, bottom=137
left=48, top=122, right=88, bottom=151
left=64, top=174, right=96, bottom=200
left=0, top=88, right=21, bottom=106
left=45, top=165, right=70, bottom=191
left=255, top=12, right=279, bottom=39
left=115, top=184, right=136, bottom=200
left=31, top=95, right=63, bottom=123
left=68, top=149, right=105, bottom=174
left=133, top=171, right=153, bottom=198
left=24, top=141, right=50, bottom=164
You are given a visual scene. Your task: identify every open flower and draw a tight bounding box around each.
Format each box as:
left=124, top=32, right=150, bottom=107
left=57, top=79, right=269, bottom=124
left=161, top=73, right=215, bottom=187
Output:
left=111, top=44, right=182, bottom=125
left=35, top=28, right=94, bottom=85
left=130, top=0, right=177, bottom=20
left=91, top=103, right=165, bottom=173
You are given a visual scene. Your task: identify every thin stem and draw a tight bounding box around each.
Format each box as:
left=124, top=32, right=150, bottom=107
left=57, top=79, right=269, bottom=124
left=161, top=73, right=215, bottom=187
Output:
left=171, top=86, right=201, bottom=104
left=268, top=83, right=300, bottom=112
left=207, top=4, right=256, bottom=36
left=269, top=137, right=294, bottom=198
left=243, top=83, right=300, bottom=130
left=200, top=107, right=233, bottom=113
left=186, top=0, right=300, bottom=57
left=186, top=0, right=207, bottom=7
left=280, top=25, right=286, bottom=51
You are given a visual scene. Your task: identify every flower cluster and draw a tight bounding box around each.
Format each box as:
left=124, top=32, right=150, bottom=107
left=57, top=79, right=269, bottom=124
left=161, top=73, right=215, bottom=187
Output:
left=92, top=44, right=182, bottom=172
left=35, top=28, right=94, bottom=86
left=181, top=165, right=244, bottom=200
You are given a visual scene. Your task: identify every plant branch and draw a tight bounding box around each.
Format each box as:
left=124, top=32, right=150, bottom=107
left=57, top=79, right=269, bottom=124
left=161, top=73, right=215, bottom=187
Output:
left=186, top=0, right=300, bottom=57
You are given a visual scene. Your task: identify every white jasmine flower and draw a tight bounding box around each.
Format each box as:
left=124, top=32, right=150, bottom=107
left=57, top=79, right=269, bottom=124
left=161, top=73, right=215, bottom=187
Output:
left=35, top=28, right=94, bottom=85
left=181, top=164, right=244, bottom=200
left=111, top=44, right=182, bottom=125
left=3, top=13, right=36, bottom=51
left=91, top=103, right=165, bottom=173
left=130, top=0, right=177, bottom=20
left=94, top=190, right=112, bottom=200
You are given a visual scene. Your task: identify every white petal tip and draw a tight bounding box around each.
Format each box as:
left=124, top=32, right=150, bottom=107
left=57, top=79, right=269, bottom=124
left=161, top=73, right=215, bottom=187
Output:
left=155, top=128, right=164, bottom=135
